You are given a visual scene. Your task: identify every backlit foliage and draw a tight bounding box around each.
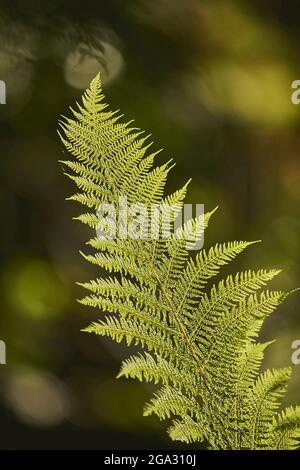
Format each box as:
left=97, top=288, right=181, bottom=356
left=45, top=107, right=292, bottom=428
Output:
left=60, top=74, right=300, bottom=450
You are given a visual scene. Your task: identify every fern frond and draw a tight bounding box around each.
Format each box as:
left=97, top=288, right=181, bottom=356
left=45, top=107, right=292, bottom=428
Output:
left=80, top=251, right=156, bottom=286
left=271, top=406, right=300, bottom=450
left=190, top=269, right=281, bottom=339
left=117, top=352, right=198, bottom=394
left=161, top=208, right=217, bottom=287
left=168, top=416, right=205, bottom=444
left=61, top=73, right=299, bottom=450
left=174, top=241, right=257, bottom=316
left=84, top=317, right=188, bottom=366
left=246, top=368, right=292, bottom=449
left=144, top=385, right=200, bottom=420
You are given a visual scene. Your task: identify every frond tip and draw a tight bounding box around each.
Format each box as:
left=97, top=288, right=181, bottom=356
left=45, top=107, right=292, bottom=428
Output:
left=61, top=73, right=299, bottom=450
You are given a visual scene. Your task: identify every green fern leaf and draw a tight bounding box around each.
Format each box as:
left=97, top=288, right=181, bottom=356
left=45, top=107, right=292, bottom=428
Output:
left=60, top=73, right=299, bottom=450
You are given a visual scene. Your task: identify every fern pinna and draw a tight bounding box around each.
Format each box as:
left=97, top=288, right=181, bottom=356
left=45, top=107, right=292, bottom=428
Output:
left=60, top=74, right=300, bottom=450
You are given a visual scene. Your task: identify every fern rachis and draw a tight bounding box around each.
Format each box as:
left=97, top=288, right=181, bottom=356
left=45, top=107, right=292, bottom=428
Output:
left=60, top=74, right=300, bottom=450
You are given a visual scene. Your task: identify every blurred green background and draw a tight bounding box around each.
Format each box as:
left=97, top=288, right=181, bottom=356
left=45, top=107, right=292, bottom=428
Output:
left=0, top=0, right=299, bottom=449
